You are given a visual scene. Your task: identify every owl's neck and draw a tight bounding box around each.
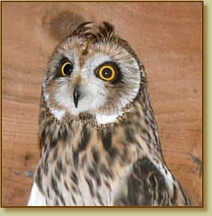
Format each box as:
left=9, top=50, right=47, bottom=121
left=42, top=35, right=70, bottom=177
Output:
left=39, top=84, right=163, bottom=160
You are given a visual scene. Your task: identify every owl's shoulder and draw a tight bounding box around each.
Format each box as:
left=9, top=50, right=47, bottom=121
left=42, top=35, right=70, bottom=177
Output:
left=121, top=156, right=191, bottom=206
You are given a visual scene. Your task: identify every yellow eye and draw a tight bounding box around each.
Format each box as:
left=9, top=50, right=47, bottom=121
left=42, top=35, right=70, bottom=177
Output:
left=98, top=65, right=117, bottom=81
left=61, top=61, right=73, bottom=77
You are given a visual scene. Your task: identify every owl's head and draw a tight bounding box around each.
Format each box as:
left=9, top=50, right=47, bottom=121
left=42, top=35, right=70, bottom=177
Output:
left=42, top=22, right=146, bottom=124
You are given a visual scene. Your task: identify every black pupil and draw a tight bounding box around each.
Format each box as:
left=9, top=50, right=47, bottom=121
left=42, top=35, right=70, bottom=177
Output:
left=102, top=68, right=112, bottom=78
left=64, top=63, right=73, bottom=75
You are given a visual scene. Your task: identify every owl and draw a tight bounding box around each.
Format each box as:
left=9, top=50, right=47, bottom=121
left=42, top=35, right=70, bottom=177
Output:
left=28, top=21, right=191, bottom=206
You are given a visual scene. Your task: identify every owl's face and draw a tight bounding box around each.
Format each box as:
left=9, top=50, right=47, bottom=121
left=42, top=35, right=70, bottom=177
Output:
left=43, top=22, right=143, bottom=124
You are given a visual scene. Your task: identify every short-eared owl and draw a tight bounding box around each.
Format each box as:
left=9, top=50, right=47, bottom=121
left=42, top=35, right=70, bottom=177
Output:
left=28, top=22, right=190, bottom=206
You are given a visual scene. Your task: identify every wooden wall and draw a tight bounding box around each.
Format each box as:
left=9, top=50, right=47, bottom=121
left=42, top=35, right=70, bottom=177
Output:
left=2, top=2, right=202, bottom=206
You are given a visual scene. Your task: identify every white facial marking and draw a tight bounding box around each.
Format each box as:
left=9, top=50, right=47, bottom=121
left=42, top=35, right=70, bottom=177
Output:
left=96, top=112, right=123, bottom=124
left=50, top=107, right=65, bottom=120
left=83, top=52, right=112, bottom=72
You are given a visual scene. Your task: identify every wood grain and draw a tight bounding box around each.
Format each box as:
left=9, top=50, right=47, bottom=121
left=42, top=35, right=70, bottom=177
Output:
left=2, top=2, right=202, bottom=206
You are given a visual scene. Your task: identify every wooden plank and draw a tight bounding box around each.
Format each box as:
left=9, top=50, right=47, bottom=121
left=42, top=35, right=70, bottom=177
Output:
left=2, top=2, right=202, bottom=206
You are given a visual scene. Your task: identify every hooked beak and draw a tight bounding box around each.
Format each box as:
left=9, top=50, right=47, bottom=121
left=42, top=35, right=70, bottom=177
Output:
left=73, top=86, right=81, bottom=108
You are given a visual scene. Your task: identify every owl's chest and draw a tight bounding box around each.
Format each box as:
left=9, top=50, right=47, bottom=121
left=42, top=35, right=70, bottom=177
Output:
left=38, top=128, right=135, bottom=206
left=40, top=153, right=132, bottom=206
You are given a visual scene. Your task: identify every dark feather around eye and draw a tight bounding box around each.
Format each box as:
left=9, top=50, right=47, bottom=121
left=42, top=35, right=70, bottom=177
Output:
left=95, top=61, right=122, bottom=83
left=56, top=57, right=74, bottom=77
left=61, top=61, right=73, bottom=76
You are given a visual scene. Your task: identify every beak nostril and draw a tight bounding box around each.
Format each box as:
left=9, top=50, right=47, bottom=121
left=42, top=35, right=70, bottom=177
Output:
left=73, top=87, right=81, bottom=108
